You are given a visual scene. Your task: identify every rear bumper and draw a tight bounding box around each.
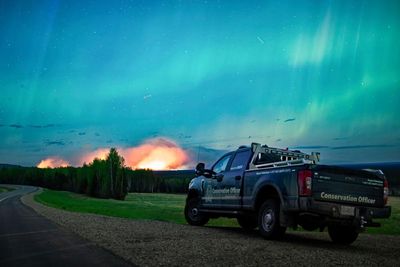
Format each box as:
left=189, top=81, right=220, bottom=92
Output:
left=299, top=197, right=391, bottom=221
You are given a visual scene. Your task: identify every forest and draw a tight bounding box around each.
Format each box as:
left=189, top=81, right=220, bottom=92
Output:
left=0, top=148, right=193, bottom=200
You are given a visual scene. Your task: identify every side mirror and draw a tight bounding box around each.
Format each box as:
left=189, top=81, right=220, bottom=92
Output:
left=195, top=163, right=205, bottom=176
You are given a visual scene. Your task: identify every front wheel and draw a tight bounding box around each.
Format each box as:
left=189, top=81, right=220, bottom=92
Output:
left=258, top=199, right=286, bottom=239
left=184, top=198, right=209, bottom=226
left=328, top=225, right=359, bottom=245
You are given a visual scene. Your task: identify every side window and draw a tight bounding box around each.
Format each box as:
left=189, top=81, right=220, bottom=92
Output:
left=230, top=150, right=251, bottom=171
left=212, top=154, right=231, bottom=174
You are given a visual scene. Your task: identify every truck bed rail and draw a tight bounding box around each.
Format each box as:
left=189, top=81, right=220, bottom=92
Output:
left=252, top=159, right=310, bottom=169
left=248, top=143, right=320, bottom=170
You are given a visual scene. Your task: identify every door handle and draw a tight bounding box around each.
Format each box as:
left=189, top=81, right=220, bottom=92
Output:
left=235, top=175, right=242, bottom=180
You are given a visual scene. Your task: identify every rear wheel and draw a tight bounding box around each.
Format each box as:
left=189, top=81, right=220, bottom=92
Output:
left=237, top=216, right=258, bottom=230
left=184, top=198, right=209, bottom=226
left=328, top=225, right=359, bottom=245
left=258, top=199, right=286, bottom=239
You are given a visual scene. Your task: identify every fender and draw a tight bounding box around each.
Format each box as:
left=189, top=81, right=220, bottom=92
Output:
left=187, top=177, right=203, bottom=199
left=251, top=179, right=285, bottom=209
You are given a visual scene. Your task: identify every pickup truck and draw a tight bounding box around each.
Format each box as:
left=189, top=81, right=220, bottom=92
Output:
left=184, top=143, right=391, bottom=244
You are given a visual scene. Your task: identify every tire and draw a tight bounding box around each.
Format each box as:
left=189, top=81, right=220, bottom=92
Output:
left=184, top=198, right=209, bottom=226
left=237, top=216, right=258, bottom=230
left=328, top=225, right=359, bottom=245
left=258, top=199, right=286, bottom=239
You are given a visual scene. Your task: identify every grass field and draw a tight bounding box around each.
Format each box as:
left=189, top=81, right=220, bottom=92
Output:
left=367, top=197, right=400, bottom=235
left=34, top=190, right=238, bottom=227
left=0, top=186, right=14, bottom=193
left=35, top=189, right=399, bottom=235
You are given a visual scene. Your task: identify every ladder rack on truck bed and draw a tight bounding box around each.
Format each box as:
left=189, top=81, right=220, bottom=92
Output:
left=248, top=143, right=320, bottom=170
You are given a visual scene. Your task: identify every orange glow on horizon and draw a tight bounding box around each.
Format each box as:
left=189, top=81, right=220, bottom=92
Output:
left=37, top=138, right=190, bottom=170
left=37, top=157, right=70, bottom=168
left=122, top=139, right=189, bottom=170
left=79, top=148, right=109, bottom=165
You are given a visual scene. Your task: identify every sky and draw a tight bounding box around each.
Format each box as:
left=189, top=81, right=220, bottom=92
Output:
left=0, top=0, right=399, bottom=168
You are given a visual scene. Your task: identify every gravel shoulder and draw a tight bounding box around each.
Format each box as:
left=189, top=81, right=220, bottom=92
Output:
left=22, top=189, right=400, bottom=267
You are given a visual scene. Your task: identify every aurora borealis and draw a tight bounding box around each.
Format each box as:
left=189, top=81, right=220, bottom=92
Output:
left=0, top=0, right=399, bottom=167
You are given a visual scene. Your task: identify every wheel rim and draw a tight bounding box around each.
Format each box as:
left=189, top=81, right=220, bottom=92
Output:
left=262, top=208, right=274, bottom=232
left=191, top=208, right=198, bottom=216
left=188, top=201, right=200, bottom=221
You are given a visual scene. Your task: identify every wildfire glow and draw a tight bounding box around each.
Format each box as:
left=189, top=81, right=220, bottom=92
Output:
left=37, top=138, right=190, bottom=170
left=37, top=157, right=70, bottom=168
left=122, top=138, right=189, bottom=170
left=79, top=148, right=109, bottom=165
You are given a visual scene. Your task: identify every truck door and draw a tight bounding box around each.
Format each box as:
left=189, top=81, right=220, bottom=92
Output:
left=218, top=149, right=251, bottom=209
left=201, top=153, right=233, bottom=208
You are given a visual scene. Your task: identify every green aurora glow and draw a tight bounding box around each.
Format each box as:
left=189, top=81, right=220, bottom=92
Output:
left=0, top=0, right=399, bottom=166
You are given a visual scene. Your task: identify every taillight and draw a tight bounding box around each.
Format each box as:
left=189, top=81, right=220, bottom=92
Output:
left=298, top=170, right=313, bottom=196
left=383, top=179, right=389, bottom=205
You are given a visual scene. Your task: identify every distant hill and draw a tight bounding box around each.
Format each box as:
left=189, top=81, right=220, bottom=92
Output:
left=0, top=163, right=22, bottom=169
left=153, top=170, right=195, bottom=180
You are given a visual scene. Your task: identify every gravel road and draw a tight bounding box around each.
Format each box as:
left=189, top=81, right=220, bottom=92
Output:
left=22, top=190, right=400, bottom=267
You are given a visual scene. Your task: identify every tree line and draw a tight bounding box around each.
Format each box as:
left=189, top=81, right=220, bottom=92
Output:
left=0, top=148, right=194, bottom=200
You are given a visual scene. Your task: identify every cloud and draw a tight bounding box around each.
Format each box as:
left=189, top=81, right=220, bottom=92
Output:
left=28, top=124, right=57, bottom=128
left=332, top=137, right=348, bottom=141
left=284, top=118, right=296, bottom=122
left=45, top=140, right=65, bottom=146
left=9, top=124, right=23, bottom=128
left=178, top=133, right=192, bottom=139
left=291, top=145, right=329, bottom=149
left=331, top=144, right=393, bottom=150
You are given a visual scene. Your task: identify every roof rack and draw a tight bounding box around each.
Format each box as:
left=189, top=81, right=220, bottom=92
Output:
left=248, top=143, right=320, bottom=170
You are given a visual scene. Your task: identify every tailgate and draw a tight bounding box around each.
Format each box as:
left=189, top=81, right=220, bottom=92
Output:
left=312, top=165, right=384, bottom=207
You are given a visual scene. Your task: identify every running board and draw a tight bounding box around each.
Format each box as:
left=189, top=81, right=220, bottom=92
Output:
left=199, top=209, right=241, bottom=215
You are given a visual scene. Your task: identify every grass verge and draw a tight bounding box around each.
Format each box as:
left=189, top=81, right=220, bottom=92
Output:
left=34, top=189, right=238, bottom=227
left=0, top=186, right=15, bottom=193
left=34, top=189, right=399, bottom=234
left=366, top=197, right=400, bottom=235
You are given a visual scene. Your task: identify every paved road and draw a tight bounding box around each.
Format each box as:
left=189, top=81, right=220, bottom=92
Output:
left=0, top=185, right=133, bottom=267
